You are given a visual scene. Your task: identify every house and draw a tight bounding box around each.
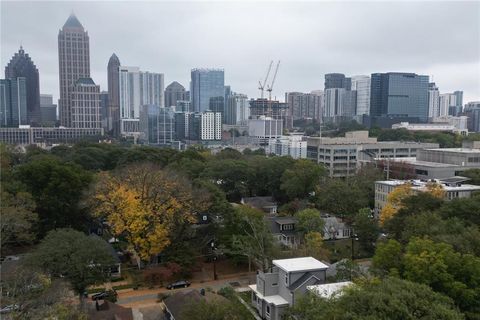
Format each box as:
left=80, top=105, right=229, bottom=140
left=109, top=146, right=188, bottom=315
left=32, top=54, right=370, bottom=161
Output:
left=241, top=196, right=278, bottom=215
left=249, top=257, right=329, bottom=320
left=89, top=234, right=122, bottom=278
left=163, top=289, right=228, bottom=320
left=307, top=281, right=353, bottom=298
left=322, top=216, right=352, bottom=240
left=266, top=216, right=301, bottom=248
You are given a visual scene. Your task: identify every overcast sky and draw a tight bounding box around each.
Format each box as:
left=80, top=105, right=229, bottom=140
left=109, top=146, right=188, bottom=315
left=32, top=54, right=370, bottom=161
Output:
left=1, top=1, right=480, bottom=103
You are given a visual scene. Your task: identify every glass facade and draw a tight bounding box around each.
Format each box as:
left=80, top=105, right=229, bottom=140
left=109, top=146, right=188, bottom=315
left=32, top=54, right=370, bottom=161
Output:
left=0, top=78, right=27, bottom=127
left=140, top=105, right=175, bottom=144
left=370, top=72, right=429, bottom=122
left=190, top=69, right=224, bottom=113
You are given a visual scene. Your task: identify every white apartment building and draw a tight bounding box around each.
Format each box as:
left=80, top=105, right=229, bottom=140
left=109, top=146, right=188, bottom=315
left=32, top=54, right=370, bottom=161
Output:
left=374, top=177, right=480, bottom=215
left=439, top=93, right=456, bottom=117
left=200, top=111, right=222, bottom=140
left=428, top=83, right=440, bottom=118
left=351, top=75, right=370, bottom=116
left=119, top=66, right=164, bottom=135
left=266, top=135, right=307, bottom=159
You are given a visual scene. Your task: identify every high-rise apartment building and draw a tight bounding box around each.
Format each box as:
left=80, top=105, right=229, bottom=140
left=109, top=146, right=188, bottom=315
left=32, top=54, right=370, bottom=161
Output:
left=164, top=81, right=186, bottom=108
left=107, top=53, right=121, bottom=136
left=190, top=69, right=224, bottom=113
left=323, top=88, right=356, bottom=122
left=58, top=14, right=90, bottom=127
left=70, top=78, right=101, bottom=129
left=40, top=94, right=57, bottom=126
left=439, top=93, right=456, bottom=117
left=119, top=66, right=164, bottom=134
left=428, top=82, right=440, bottom=118
left=5, top=47, right=41, bottom=125
left=0, top=78, right=27, bottom=127
left=351, top=75, right=370, bottom=116
left=225, top=93, right=249, bottom=125
left=286, top=92, right=323, bottom=123
left=370, top=72, right=429, bottom=125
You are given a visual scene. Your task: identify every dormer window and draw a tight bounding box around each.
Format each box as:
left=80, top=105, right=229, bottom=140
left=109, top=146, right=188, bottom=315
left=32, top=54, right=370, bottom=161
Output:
left=282, top=224, right=294, bottom=231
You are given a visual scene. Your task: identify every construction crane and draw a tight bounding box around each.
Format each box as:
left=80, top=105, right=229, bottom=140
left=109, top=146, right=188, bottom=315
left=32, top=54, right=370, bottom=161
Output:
left=266, top=60, right=280, bottom=101
left=258, top=61, right=273, bottom=99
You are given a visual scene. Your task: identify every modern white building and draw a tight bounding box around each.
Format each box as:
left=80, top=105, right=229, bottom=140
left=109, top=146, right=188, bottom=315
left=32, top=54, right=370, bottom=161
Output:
left=374, top=177, right=480, bottom=215
left=266, top=135, right=307, bottom=159
left=351, top=75, right=370, bottom=116
left=324, top=88, right=356, bottom=122
left=119, top=66, right=164, bottom=135
left=225, top=93, right=249, bottom=125
left=307, top=281, right=353, bottom=299
left=392, top=119, right=468, bottom=135
left=428, top=82, right=440, bottom=118
left=439, top=93, right=456, bottom=117
left=248, top=116, right=283, bottom=143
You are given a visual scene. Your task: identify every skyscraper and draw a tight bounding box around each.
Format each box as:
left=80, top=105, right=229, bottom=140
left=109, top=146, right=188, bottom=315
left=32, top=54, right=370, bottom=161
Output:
left=351, top=75, right=370, bottom=116
left=325, top=73, right=351, bottom=90
left=140, top=105, right=175, bottom=144
left=58, top=14, right=90, bottom=127
left=428, top=82, right=440, bottom=118
left=40, top=94, right=57, bottom=126
left=0, top=78, right=27, bottom=127
left=107, top=53, right=121, bottom=136
left=439, top=93, right=456, bottom=117
left=119, top=66, right=164, bottom=134
left=164, top=81, right=186, bottom=108
left=5, top=47, right=41, bottom=125
left=190, top=69, right=224, bottom=113
left=70, top=78, right=101, bottom=129
left=225, top=93, right=249, bottom=125
left=286, top=92, right=323, bottom=123
left=453, top=91, right=463, bottom=115
left=370, top=72, right=429, bottom=124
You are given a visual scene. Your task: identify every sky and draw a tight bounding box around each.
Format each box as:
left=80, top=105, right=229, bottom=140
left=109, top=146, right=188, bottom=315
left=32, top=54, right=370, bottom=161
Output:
left=1, top=1, right=480, bottom=104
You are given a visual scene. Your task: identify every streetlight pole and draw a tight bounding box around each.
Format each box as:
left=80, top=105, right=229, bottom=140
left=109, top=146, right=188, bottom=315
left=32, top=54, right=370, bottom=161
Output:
left=211, top=240, right=217, bottom=280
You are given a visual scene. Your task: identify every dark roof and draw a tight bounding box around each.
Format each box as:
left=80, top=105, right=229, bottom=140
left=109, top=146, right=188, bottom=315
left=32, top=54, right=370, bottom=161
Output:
left=242, top=196, right=276, bottom=209
left=89, top=301, right=133, bottom=320
left=109, top=53, right=120, bottom=64
left=439, top=176, right=470, bottom=184
left=266, top=216, right=297, bottom=236
left=288, top=272, right=322, bottom=291
left=63, top=13, right=84, bottom=29
left=76, top=77, right=96, bottom=86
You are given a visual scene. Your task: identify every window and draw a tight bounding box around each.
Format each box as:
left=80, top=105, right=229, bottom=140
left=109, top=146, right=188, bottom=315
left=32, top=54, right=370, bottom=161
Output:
left=285, top=273, right=288, bottom=285
left=266, top=305, right=271, bottom=317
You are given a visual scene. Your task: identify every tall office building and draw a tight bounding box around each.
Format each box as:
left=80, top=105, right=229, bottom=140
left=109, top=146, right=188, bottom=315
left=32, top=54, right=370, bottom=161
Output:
left=40, top=94, right=57, bottom=126
left=351, top=75, right=370, bottom=116
left=58, top=14, right=90, bottom=127
left=107, top=53, right=121, bottom=136
left=119, top=66, right=164, bottom=134
left=428, top=82, right=440, bottom=118
left=70, top=78, right=101, bottom=129
left=225, top=93, right=249, bottom=125
left=4, top=47, right=41, bottom=125
left=190, top=69, right=224, bottom=113
left=286, top=92, right=323, bottom=123
left=325, top=73, right=351, bottom=90
left=464, top=102, right=480, bottom=132
left=140, top=105, right=175, bottom=144
left=453, top=91, right=463, bottom=115
left=99, top=91, right=109, bottom=130
left=370, top=72, right=429, bottom=125
left=164, top=81, right=186, bottom=108
left=439, top=93, right=456, bottom=117
left=0, top=78, right=27, bottom=127
left=323, top=88, right=356, bottom=122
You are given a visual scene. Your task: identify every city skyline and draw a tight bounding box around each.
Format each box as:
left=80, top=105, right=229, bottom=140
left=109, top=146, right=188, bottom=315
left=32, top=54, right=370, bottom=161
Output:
left=1, top=1, right=479, bottom=104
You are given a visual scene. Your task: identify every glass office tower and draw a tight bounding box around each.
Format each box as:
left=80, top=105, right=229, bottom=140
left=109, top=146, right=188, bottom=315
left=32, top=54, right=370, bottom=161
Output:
left=190, top=69, right=225, bottom=113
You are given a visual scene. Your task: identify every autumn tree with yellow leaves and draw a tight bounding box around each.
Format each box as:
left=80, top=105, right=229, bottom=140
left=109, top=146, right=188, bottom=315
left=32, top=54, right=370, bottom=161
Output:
left=380, top=182, right=445, bottom=225
left=91, top=163, right=208, bottom=268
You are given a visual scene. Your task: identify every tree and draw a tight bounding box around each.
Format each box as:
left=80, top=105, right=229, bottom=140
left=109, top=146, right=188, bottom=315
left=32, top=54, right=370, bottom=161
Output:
left=226, top=205, right=275, bottom=271
left=303, top=232, right=329, bottom=261
left=287, top=277, right=463, bottom=320
left=15, top=155, right=92, bottom=234
left=439, top=194, right=480, bottom=226
left=26, top=229, right=115, bottom=304
left=181, top=297, right=252, bottom=320
left=372, top=239, right=403, bottom=275
left=315, top=179, right=369, bottom=217
left=353, top=208, right=379, bottom=254
left=92, top=164, right=204, bottom=267
left=280, top=159, right=325, bottom=200
left=462, top=168, right=480, bottom=185
left=379, top=183, right=413, bottom=225
left=296, top=209, right=324, bottom=234
left=0, top=189, right=38, bottom=251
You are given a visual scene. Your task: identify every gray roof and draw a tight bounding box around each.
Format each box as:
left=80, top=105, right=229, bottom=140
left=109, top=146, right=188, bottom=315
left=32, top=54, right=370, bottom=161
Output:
left=63, top=13, right=84, bottom=29
left=242, top=196, right=276, bottom=209
left=76, top=77, right=96, bottom=86
left=288, top=272, right=322, bottom=290
left=267, top=216, right=298, bottom=236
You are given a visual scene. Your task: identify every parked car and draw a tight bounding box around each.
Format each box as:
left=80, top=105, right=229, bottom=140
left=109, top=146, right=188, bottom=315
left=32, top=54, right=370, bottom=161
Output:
left=91, top=290, right=117, bottom=301
left=166, top=280, right=191, bottom=290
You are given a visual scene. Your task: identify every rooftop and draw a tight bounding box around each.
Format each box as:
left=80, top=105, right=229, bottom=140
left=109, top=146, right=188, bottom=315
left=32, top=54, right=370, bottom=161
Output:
left=307, top=281, right=353, bottom=298
left=376, top=179, right=480, bottom=192
left=63, top=13, right=84, bottom=30
left=424, top=148, right=480, bottom=154
left=249, top=285, right=289, bottom=306
left=272, top=257, right=329, bottom=273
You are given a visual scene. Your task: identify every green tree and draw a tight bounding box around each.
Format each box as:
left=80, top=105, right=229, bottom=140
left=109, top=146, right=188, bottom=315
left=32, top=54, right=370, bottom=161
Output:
left=439, top=194, right=480, bottom=226
left=26, top=229, right=115, bottom=303
left=16, top=155, right=92, bottom=234
left=372, top=239, right=403, bottom=275
left=281, top=159, right=325, bottom=200
left=181, top=298, right=252, bottom=320
left=287, top=277, right=463, bottom=320
left=353, top=208, right=379, bottom=254
left=202, top=159, right=252, bottom=201
left=315, top=179, right=369, bottom=217
left=296, top=208, right=324, bottom=234
left=303, top=232, right=330, bottom=261
left=462, top=168, right=480, bottom=185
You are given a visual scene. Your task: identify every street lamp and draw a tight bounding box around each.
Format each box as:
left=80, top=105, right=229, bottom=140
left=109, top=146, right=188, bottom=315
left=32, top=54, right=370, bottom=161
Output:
left=351, top=233, right=359, bottom=261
